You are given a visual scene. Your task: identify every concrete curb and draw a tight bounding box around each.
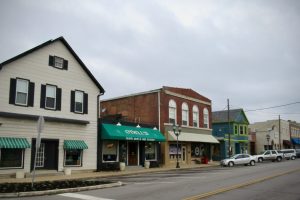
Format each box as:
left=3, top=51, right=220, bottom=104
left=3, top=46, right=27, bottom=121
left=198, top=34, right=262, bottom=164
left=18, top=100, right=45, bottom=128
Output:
left=0, top=181, right=123, bottom=198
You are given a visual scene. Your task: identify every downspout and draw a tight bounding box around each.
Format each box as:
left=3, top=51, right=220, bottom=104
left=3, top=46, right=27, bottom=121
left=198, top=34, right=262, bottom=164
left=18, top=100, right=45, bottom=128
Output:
left=158, top=91, right=161, bottom=131
left=97, top=92, right=105, bottom=171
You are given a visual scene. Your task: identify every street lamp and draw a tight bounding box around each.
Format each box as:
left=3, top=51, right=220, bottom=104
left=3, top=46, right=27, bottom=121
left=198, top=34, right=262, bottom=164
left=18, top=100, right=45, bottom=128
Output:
left=266, top=134, right=270, bottom=150
left=173, top=124, right=182, bottom=168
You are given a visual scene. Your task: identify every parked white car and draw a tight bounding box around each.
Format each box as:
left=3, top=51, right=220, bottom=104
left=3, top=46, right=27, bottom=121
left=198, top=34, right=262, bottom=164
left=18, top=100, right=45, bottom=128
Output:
left=220, top=154, right=257, bottom=167
left=280, top=149, right=296, bottom=160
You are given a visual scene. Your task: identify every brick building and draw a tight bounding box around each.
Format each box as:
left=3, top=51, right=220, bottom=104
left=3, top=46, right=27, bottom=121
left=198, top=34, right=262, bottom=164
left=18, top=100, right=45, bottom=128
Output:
left=100, top=86, right=219, bottom=168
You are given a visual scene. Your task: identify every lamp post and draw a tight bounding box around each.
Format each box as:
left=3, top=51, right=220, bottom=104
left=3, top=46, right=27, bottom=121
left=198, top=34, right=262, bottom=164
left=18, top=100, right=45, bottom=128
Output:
left=266, top=134, right=270, bottom=150
left=173, top=124, right=182, bottom=168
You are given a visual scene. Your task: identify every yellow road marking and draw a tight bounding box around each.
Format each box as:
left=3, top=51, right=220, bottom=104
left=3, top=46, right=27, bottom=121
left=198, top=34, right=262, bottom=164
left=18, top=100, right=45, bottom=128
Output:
left=183, top=168, right=300, bottom=200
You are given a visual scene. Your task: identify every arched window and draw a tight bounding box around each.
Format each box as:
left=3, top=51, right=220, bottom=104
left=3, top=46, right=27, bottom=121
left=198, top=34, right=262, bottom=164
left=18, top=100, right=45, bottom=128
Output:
left=182, top=102, right=189, bottom=126
left=169, top=100, right=176, bottom=124
left=203, top=108, right=209, bottom=128
left=192, top=105, right=199, bottom=127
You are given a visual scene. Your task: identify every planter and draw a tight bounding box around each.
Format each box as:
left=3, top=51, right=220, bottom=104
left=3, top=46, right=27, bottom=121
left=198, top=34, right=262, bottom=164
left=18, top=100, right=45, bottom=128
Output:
left=119, top=162, right=126, bottom=171
left=144, top=161, right=150, bottom=169
left=64, top=168, right=72, bottom=175
left=16, top=170, right=25, bottom=179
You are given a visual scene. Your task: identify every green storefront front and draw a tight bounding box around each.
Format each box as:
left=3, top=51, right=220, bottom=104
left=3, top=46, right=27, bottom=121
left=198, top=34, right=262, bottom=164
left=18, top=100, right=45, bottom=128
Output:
left=98, top=123, right=166, bottom=171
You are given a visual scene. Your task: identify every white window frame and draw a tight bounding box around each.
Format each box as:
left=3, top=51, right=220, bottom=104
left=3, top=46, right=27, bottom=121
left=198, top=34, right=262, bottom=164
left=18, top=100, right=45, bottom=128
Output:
left=54, top=56, right=64, bottom=69
left=182, top=102, right=189, bottom=126
left=15, top=79, right=29, bottom=106
left=192, top=105, right=199, bottom=127
left=45, top=85, right=56, bottom=110
left=0, top=149, right=24, bottom=169
left=74, top=91, right=84, bottom=113
left=203, top=108, right=209, bottom=128
left=169, top=99, right=177, bottom=124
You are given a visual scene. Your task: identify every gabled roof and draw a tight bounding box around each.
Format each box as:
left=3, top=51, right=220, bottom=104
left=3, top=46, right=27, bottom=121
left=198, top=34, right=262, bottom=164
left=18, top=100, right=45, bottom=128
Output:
left=162, top=86, right=211, bottom=103
left=0, top=36, right=105, bottom=94
left=212, top=109, right=249, bottom=124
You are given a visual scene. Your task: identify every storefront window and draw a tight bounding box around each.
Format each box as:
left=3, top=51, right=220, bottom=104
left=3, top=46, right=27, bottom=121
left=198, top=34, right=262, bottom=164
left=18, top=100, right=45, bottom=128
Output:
left=191, top=143, right=209, bottom=158
left=103, top=140, right=118, bottom=162
left=0, top=149, right=23, bottom=168
left=169, top=144, right=181, bottom=159
left=145, top=142, right=156, bottom=160
left=65, top=149, right=82, bottom=166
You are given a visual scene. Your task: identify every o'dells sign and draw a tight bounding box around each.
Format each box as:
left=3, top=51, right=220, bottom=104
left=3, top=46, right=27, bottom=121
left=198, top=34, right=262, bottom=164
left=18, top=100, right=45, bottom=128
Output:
left=125, top=130, right=149, bottom=136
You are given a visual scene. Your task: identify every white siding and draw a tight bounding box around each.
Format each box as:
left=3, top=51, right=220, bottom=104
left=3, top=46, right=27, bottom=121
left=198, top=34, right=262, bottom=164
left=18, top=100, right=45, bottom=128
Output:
left=0, top=40, right=101, bottom=174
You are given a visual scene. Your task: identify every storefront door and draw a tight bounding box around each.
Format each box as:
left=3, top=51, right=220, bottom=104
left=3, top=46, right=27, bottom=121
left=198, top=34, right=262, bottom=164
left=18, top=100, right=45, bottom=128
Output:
left=128, top=142, right=138, bottom=166
left=31, top=139, right=58, bottom=171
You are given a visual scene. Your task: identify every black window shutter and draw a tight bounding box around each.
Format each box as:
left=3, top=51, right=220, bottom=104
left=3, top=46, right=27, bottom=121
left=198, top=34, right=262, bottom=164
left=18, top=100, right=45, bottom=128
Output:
left=63, top=60, right=68, bottom=70
left=9, top=78, right=16, bottom=105
left=49, top=55, right=54, bottom=66
left=83, top=93, right=88, bottom=114
left=70, top=91, right=75, bottom=112
left=40, top=85, right=46, bottom=108
left=56, top=87, right=62, bottom=111
left=28, top=82, right=35, bottom=107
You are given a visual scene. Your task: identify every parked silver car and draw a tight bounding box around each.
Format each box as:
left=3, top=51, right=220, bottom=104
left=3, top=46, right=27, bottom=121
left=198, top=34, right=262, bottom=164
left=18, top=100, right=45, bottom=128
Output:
left=220, top=154, right=257, bottom=167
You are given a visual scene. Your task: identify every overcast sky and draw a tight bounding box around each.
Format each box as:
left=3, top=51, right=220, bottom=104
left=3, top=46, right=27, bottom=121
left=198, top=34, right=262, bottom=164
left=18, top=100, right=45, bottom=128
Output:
left=1, top=0, right=299, bottom=123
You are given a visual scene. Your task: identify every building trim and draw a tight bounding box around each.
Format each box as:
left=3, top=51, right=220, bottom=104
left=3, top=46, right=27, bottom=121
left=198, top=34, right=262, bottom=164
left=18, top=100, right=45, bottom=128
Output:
left=164, top=90, right=211, bottom=106
left=101, top=89, right=161, bottom=102
left=0, top=112, right=89, bottom=125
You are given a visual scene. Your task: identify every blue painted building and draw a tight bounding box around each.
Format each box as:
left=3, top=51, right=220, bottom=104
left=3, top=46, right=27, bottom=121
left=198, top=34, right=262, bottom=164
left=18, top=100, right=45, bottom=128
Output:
left=212, top=109, right=250, bottom=160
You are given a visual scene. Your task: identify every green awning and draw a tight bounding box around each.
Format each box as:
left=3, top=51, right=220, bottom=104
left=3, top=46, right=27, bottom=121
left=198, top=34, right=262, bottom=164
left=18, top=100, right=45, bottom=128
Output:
left=101, top=123, right=166, bottom=142
left=64, top=140, right=88, bottom=150
left=0, top=137, right=31, bottom=149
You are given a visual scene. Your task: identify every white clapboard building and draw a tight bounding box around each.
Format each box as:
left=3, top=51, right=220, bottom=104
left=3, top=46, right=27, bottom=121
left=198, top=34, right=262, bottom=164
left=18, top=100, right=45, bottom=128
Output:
left=0, top=37, right=105, bottom=177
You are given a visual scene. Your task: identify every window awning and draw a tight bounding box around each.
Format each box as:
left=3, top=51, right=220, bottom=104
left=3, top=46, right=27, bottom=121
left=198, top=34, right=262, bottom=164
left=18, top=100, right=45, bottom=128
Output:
left=0, top=137, right=31, bottom=148
left=168, top=131, right=219, bottom=143
left=101, top=123, right=166, bottom=142
left=291, top=138, right=300, bottom=145
left=64, top=140, right=88, bottom=149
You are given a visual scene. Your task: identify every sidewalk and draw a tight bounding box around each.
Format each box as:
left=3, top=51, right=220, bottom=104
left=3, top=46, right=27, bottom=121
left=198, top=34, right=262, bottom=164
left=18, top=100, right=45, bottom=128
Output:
left=0, top=162, right=219, bottom=184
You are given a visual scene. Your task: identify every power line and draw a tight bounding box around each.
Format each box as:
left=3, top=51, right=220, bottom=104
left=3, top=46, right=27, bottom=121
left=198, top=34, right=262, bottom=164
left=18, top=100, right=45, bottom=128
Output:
left=244, top=101, right=300, bottom=112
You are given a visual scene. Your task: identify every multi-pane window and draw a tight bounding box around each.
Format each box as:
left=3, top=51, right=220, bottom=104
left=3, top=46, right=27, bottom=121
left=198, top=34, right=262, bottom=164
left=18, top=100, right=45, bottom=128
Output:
left=169, top=100, right=176, bottom=124
left=234, top=125, right=238, bottom=134
left=182, top=103, right=189, bottom=126
left=75, top=91, right=84, bottom=113
left=240, top=125, right=244, bottom=134
left=203, top=108, right=209, bottom=128
left=192, top=105, right=199, bottom=127
left=15, top=79, right=29, bottom=105
left=54, top=56, right=64, bottom=68
left=45, top=85, right=56, bottom=109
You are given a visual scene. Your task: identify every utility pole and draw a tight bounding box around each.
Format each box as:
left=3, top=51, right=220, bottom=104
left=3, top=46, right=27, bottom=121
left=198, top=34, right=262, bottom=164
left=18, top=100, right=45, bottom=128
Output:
left=227, top=99, right=231, bottom=157
left=279, top=115, right=281, bottom=150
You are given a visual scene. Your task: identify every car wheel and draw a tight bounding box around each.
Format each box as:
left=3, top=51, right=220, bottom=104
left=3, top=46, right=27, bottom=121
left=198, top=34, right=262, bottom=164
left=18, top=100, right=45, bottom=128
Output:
left=291, top=156, right=296, bottom=160
left=276, top=157, right=282, bottom=162
left=258, top=157, right=263, bottom=162
left=228, top=161, right=234, bottom=167
left=250, top=160, right=255, bottom=166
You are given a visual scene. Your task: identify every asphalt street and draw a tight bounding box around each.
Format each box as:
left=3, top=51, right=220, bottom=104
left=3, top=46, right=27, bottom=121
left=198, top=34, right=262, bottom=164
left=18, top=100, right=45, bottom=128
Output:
left=4, top=159, right=300, bottom=200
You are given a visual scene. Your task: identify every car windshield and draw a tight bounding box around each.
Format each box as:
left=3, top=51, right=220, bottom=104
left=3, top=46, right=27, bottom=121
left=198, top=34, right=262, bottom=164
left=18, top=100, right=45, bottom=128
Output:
left=230, top=155, right=240, bottom=159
